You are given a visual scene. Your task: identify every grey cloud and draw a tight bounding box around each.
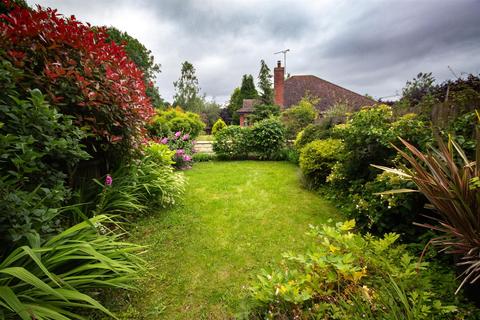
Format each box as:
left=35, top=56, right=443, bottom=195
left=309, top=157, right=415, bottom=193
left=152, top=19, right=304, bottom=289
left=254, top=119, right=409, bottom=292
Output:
left=27, top=0, right=480, bottom=102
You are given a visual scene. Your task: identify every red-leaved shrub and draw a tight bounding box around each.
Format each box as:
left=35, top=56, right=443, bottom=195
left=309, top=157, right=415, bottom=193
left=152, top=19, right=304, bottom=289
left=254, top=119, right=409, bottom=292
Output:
left=0, top=1, right=155, bottom=168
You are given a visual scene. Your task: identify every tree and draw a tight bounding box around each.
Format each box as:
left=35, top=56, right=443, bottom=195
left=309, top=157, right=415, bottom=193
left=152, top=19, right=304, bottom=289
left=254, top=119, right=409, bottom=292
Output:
left=173, top=61, right=200, bottom=111
left=106, top=27, right=165, bottom=108
left=227, top=87, right=243, bottom=124
left=227, top=75, right=259, bottom=124
left=240, top=74, right=258, bottom=99
left=258, top=60, right=274, bottom=105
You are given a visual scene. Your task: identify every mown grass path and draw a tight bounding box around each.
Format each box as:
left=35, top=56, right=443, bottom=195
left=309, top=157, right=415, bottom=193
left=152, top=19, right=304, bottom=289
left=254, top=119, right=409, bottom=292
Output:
left=129, top=161, right=340, bottom=319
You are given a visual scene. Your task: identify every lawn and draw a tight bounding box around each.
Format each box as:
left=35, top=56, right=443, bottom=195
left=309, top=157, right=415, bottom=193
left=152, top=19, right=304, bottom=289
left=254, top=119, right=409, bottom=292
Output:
left=126, top=161, right=341, bottom=319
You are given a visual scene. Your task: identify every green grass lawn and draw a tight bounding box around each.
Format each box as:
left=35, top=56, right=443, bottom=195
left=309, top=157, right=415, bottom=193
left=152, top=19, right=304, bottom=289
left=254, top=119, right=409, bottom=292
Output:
left=126, top=161, right=341, bottom=319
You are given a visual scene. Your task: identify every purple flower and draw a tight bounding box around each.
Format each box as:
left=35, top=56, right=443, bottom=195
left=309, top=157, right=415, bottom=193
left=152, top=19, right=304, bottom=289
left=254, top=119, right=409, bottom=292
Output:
left=182, top=134, right=190, bottom=141
left=176, top=149, right=185, bottom=155
left=160, top=137, right=168, bottom=144
left=192, top=140, right=196, bottom=145
left=174, top=131, right=181, bottom=138
left=105, top=174, right=113, bottom=186
left=182, top=155, right=192, bottom=162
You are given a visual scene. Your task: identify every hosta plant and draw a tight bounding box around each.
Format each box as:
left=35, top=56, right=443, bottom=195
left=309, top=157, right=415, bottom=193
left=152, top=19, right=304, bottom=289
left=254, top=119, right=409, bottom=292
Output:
left=0, top=215, right=145, bottom=319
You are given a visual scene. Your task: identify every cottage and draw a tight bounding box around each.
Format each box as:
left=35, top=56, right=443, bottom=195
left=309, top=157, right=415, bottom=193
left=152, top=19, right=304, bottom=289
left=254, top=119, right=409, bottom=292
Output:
left=238, top=61, right=375, bottom=126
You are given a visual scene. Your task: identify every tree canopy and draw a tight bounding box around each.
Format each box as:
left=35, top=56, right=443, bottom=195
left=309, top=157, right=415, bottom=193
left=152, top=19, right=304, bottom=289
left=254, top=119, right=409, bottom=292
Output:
left=173, top=61, right=201, bottom=111
left=258, top=60, right=274, bottom=105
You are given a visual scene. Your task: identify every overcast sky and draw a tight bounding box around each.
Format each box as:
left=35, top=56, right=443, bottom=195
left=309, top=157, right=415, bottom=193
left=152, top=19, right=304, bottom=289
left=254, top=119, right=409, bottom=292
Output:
left=27, top=0, right=480, bottom=104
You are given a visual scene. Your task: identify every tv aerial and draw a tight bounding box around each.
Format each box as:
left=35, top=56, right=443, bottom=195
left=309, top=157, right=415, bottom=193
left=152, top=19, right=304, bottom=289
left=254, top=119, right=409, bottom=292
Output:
left=274, top=49, right=290, bottom=73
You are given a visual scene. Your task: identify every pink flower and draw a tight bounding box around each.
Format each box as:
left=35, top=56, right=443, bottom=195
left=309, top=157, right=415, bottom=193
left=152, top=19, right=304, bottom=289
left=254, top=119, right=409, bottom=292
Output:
left=175, top=131, right=181, bottom=138
left=182, top=155, right=192, bottom=162
left=182, top=134, right=190, bottom=141
left=105, top=174, right=113, bottom=186
left=176, top=149, right=185, bottom=155
left=160, top=137, right=168, bottom=144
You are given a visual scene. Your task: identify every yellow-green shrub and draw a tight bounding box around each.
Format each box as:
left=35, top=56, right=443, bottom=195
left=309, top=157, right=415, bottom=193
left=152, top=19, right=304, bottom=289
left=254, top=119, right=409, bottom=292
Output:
left=299, top=139, right=344, bottom=188
left=212, top=118, right=227, bottom=135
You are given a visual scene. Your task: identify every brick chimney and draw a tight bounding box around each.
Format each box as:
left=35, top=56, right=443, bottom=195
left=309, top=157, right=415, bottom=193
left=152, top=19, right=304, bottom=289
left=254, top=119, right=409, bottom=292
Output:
left=274, top=60, right=284, bottom=107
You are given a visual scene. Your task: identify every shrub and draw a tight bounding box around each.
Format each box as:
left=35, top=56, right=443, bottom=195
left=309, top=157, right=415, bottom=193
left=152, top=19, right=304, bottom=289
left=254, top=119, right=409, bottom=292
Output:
left=250, top=220, right=473, bottom=319
left=299, top=139, right=344, bottom=188
left=193, top=153, right=216, bottom=162
left=281, top=97, right=317, bottom=139
left=149, top=107, right=205, bottom=138
left=213, top=125, right=250, bottom=160
left=211, top=118, right=227, bottom=135
left=0, top=4, right=155, bottom=166
left=294, top=122, right=332, bottom=150
left=375, top=129, right=480, bottom=293
left=333, top=104, right=395, bottom=182
left=346, top=171, right=426, bottom=240
left=94, top=142, right=185, bottom=218
left=249, top=118, right=286, bottom=160
left=0, top=215, right=145, bottom=319
left=248, top=104, right=280, bottom=124
left=0, top=62, right=89, bottom=251
left=159, top=131, right=195, bottom=169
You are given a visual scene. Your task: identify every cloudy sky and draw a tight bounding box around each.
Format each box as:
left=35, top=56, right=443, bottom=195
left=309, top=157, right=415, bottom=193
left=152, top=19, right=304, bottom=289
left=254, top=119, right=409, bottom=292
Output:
left=27, top=0, right=480, bottom=104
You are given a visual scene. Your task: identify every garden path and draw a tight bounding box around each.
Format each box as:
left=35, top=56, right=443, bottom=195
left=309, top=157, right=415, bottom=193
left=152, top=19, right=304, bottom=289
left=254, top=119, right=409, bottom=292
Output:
left=127, top=161, right=340, bottom=319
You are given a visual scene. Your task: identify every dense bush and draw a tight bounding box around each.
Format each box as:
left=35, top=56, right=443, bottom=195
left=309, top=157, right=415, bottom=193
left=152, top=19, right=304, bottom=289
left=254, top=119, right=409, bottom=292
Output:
left=299, top=139, right=344, bottom=188
left=213, top=125, right=250, bottom=160
left=148, top=107, right=205, bottom=139
left=0, top=61, right=90, bottom=252
left=281, top=97, right=317, bottom=139
left=303, top=106, right=433, bottom=239
left=212, top=118, right=227, bottom=135
left=249, top=118, right=286, bottom=160
left=0, top=215, right=145, bottom=319
left=0, top=4, right=155, bottom=167
left=378, top=132, right=480, bottom=294
left=159, top=131, right=195, bottom=168
left=248, top=104, right=280, bottom=124
left=294, top=122, right=332, bottom=150
left=250, top=220, right=475, bottom=319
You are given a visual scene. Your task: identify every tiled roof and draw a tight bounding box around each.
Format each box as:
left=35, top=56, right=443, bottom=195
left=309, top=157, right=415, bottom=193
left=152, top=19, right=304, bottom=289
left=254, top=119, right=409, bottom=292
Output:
left=237, top=99, right=261, bottom=114
left=284, top=75, right=375, bottom=111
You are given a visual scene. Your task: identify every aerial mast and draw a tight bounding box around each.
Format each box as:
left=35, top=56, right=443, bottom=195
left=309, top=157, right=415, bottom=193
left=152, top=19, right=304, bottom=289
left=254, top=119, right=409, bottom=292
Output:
left=274, top=49, right=290, bottom=74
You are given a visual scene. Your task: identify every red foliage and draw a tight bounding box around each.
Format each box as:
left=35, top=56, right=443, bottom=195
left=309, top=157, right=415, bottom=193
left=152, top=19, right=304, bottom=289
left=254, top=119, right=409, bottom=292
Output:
left=0, top=1, right=155, bottom=156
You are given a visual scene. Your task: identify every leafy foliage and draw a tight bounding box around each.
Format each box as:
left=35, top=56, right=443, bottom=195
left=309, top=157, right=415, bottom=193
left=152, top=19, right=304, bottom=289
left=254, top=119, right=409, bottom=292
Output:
left=299, top=139, right=344, bottom=188
left=212, top=118, right=227, bottom=135
left=106, top=27, right=164, bottom=108
left=227, top=75, right=259, bottom=124
left=94, top=142, right=185, bottom=218
left=375, top=126, right=480, bottom=293
left=257, top=59, right=274, bottom=105
left=0, top=214, right=145, bottom=319
left=249, top=118, right=286, bottom=160
left=294, top=122, right=332, bottom=150
left=148, top=107, right=205, bottom=139
left=213, top=126, right=250, bottom=160
left=0, top=61, right=90, bottom=251
left=0, top=4, right=155, bottom=166
left=248, top=104, right=280, bottom=124
left=281, top=96, right=317, bottom=139
left=173, top=61, right=200, bottom=111
left=250, top=220, right=473, bottom=319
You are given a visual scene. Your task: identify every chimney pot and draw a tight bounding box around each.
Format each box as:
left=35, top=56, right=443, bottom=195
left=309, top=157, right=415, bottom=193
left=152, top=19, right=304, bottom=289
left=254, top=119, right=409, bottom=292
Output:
left=277, top=60, right=281, bottom=67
